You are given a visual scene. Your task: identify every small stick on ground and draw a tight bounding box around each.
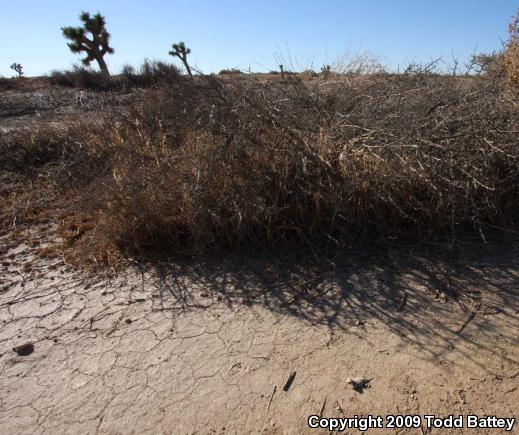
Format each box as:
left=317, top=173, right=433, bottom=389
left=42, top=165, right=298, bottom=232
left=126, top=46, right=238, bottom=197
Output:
left=283, top=371, right=297, bottom=391
left=335, top=400, right=344, bottom=416
left=267, top=385, right=277, bottom=413
left=455, top=311, right=476, bottom=334
left=319, top=396, right=327, bottom=417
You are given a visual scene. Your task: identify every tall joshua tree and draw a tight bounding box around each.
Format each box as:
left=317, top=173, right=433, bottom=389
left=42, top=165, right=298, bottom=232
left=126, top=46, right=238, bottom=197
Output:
left=62, top=12, right=114, bottom=77
left=169, top=42, right=192, bottom=77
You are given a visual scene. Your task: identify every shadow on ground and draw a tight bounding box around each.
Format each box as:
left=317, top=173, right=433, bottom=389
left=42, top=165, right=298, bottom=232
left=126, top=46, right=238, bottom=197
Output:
left=134, top=241, right=519, bottom=372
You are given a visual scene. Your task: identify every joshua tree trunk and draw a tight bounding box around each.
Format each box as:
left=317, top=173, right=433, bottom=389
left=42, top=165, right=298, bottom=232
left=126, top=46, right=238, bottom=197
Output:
left=181, top=56, right=192, bottom=77
left=96, top=54, right=110, bottom=77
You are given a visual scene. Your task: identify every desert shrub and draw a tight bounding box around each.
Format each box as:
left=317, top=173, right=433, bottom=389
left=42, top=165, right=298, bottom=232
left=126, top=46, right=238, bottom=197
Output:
left=0, top=76, right=16, bottom=90
left=470, top=52, right=505, bottom=77
left=332, top=51, right=386, bottom=75
left=4, top=70, right=518, bottom=263
left=218, top=68, right=243, bottom=75
left=121, top=60, right=180, bottom=87
left=301, top=69, right=319, bottom=78
left=49, top=65, right=115, bottom=90
left=0, top=128, right=69, bottom=173
left=65, top=73, right=519, bottom=257
left=0, top=122, right=116, bottom=246
left=503, top=10, right=519, bottom=87
left=0, top=125, right=101, bottom=174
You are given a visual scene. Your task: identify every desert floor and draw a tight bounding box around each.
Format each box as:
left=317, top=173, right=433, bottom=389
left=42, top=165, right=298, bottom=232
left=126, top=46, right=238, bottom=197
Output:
left=1, top=227, right=518, bottom=434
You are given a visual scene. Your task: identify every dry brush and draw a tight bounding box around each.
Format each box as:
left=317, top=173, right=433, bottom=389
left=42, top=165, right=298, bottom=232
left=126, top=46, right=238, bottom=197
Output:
left=2, top=71, right=518, bottom=264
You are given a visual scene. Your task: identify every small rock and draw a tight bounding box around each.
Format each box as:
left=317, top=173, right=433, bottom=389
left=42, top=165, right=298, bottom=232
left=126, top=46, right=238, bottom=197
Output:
left=125, top=318, right=132, bottom=324
left=13, top=343, right=34, bottom=356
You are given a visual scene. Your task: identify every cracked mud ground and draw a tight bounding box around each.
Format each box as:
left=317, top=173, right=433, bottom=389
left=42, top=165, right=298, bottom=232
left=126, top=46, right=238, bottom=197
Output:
left=1, top=230, right=518, bottom=434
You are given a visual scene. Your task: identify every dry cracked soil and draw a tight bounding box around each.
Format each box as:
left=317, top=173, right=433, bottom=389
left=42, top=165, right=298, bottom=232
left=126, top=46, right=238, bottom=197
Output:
left=1, top=225, right=518, bottom=434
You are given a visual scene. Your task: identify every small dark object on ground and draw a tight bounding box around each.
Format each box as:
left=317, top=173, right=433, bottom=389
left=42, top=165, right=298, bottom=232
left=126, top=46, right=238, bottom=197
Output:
left=283, top=371, right=297, bottom=391
left=398, top=293, right=408, bottom=312
left=346, top=377, right=373, bottom=392
left=13, top=342, right=34, bottom=356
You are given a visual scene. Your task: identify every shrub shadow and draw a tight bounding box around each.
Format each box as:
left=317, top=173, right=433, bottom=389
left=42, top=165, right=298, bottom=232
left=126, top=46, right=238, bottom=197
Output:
left=134, top=240, right=519, bottom=373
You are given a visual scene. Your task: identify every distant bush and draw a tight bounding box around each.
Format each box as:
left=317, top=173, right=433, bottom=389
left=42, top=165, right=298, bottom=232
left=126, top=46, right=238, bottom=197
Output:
left=0, top=76, right=16, bottom=90
left=470, top=52, right=504, bottom=77
left=301, top=69, right=319, bottom=77
left=121, top=60, right=180, bottom=87
left=49, top=65, right=113, bottom=90
left=218, top=68, right=243, bottom=75
left=49, top=61, right=180, bottom=90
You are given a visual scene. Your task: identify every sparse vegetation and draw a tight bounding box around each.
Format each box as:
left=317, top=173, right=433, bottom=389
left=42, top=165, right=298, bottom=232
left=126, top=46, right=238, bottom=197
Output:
left=62, top=11, right=114, bottom=78
left=47, top=60, right=180, bottom=90
left=49, top=65, right=112, bottom=89
left=121, top=60, right=180, bottom=87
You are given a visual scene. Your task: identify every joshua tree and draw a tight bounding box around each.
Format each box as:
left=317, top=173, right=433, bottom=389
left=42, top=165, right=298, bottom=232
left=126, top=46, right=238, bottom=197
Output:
left=169, top=42, right=192, bottom=77
left=10, top=63, right=23, bottom=77
left=321, top=64, right=331, bottom=75
left=62, top=12, right=114, bottom=77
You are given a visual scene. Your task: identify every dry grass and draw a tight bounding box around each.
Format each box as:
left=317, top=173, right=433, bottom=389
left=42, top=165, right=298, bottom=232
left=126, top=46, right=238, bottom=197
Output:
left=2, top=70, right=518, bottom=265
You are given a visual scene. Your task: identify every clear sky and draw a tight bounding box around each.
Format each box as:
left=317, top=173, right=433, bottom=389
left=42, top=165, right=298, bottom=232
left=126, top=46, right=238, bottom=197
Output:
left=0, top=0, right=517, bottom=77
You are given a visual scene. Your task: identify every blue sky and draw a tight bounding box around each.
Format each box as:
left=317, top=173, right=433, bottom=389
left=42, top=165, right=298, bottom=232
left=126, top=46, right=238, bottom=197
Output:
left=0, top=0, right=517, bottom=77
